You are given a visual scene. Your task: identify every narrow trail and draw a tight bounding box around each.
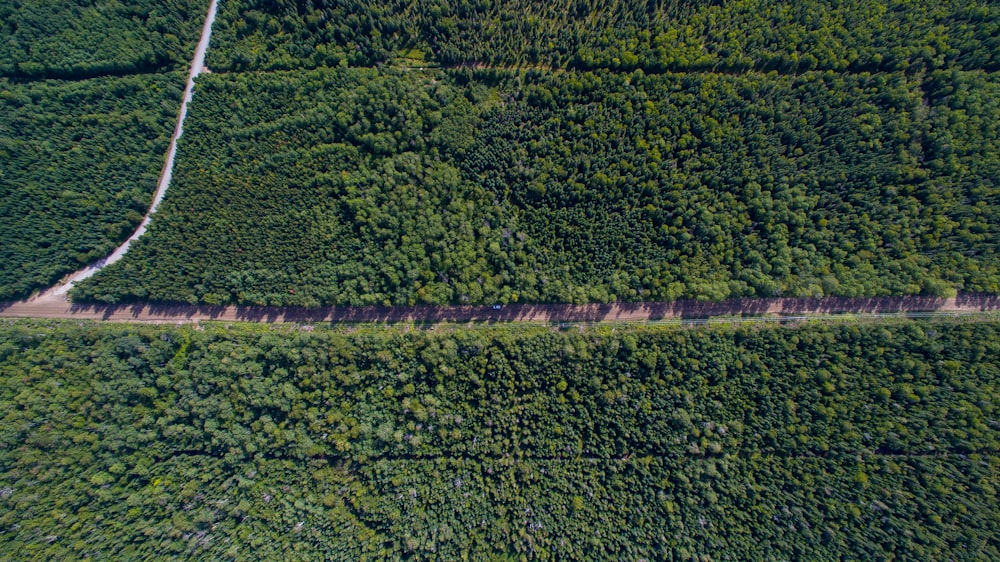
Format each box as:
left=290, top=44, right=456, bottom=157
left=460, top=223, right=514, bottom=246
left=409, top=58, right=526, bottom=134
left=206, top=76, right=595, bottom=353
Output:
left=43, top=0, right=219, bottom=298
left=1, top=294, right=997, bottom=325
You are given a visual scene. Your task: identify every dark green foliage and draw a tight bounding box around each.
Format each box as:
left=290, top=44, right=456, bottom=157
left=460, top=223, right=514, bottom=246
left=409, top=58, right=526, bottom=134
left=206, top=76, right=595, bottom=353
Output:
left=71, top=68, right=528, bottom=306
left=73, top=68, right=1000, bottom=305
left=0, top=74, right=184, bottom=299
left=0, top=0, right=204, bottom=79
left=0, top=319, right=998, bottom=558
left=0, top=1, right=202, bottom=299
left=920, top=70, right=1000, bottom=266
left=356, top=456, right=998, bottom=560
left=207, top=0, right=999, bottom=73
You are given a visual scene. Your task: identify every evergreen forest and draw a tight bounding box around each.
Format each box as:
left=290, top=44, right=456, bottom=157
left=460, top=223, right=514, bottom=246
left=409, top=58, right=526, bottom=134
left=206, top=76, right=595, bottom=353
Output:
left=0, top=319, right=998, bottom=559
left=3, top=1, right=1000, bottom=560
left=207, top=0, right=999, bottom=74
left=0, top=74, right=184, bottom=300
left=1, top=0, right=204, bottom=79
left=0, top=0, right=205, bottom=300
left=74, top=67, right=999, bottom=305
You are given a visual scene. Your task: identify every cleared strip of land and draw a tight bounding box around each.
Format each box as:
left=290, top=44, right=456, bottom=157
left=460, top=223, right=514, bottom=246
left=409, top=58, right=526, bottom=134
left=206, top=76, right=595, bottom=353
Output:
left=1, top=294, right=997, bottom=324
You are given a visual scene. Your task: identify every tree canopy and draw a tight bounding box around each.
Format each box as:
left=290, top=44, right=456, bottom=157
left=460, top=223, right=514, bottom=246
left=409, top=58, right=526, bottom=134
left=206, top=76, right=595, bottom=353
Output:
left=0, top=319, right=997, bottom=558
left=73, top=67, right=999, bottom=305
left=207, top=0, right=999, bottom=73
left=0, top=74, right=185, bottom=300
left=0, top=0, right=204, bottom=79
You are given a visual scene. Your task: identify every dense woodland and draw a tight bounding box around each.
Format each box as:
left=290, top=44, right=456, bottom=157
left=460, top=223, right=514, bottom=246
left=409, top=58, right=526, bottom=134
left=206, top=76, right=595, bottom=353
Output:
left=0, top=0, right=202, bottom=300
left=0, top=0, right=203, bottom=79
left=0, top=74, right=185, bottom=300
left=0, top=319, right=997, bottom=558
left=207, top=0, right=999, bottom=73
left=74, top=67, right=999, bottom=305
left=5, top=2, right=999, bottom=560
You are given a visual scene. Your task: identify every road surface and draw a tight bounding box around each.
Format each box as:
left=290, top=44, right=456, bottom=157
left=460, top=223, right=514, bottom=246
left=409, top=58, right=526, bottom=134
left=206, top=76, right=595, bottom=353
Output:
left=2, top=293, right=997, bottom=324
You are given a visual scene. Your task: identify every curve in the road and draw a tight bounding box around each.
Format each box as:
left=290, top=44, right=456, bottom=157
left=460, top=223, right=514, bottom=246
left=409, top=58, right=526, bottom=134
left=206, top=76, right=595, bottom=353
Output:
left=45, top=0, right=219, bottom=297
left=1, top=294, right=998, bottom=324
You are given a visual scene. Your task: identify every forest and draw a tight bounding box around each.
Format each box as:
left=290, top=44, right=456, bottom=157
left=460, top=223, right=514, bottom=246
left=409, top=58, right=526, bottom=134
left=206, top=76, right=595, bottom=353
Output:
left=4, top=2, right=999, bottom=560
left=0, top=0, right=203, bottom=301
left=0, top=74, right=185, bottom=300
left=72, top=67, right=999, bottom=306
left=207, top=0, right=999, bottom=73
left=0, top=0, right=204, bottom=79
left=0, top=319, right=997, bottom=559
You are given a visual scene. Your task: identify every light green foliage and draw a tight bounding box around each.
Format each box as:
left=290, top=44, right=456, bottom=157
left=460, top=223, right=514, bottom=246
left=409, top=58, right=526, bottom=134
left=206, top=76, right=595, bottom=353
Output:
left=73, top=68, right=1000, bottom=305
left=0, top=320, right=998, bottom=558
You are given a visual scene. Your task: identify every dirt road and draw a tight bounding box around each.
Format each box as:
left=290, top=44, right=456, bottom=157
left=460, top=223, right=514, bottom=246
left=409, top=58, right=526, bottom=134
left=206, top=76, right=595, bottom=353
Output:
left=48, top=0, right=219, bottom=296
left=2, top=293, right=997, bottom=324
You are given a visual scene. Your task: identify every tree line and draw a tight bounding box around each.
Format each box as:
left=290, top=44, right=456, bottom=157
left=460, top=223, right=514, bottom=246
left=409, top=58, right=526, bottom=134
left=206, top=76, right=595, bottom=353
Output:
left=207, top=0, right=999, bottom=73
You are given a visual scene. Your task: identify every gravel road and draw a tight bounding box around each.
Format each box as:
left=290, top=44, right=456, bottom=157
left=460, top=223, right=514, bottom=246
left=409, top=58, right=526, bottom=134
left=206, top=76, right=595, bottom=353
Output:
left=2, top=294, right=997, bottom=324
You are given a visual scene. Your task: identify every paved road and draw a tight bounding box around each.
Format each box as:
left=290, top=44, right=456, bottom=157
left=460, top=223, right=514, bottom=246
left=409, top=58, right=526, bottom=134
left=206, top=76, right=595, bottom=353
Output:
left=2, top=294, right=997, bottom=324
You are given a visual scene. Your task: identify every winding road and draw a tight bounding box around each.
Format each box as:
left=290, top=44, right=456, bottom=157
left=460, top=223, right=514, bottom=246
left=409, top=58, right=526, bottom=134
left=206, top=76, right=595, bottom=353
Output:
left=45, top=0, right=219, bottom=297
